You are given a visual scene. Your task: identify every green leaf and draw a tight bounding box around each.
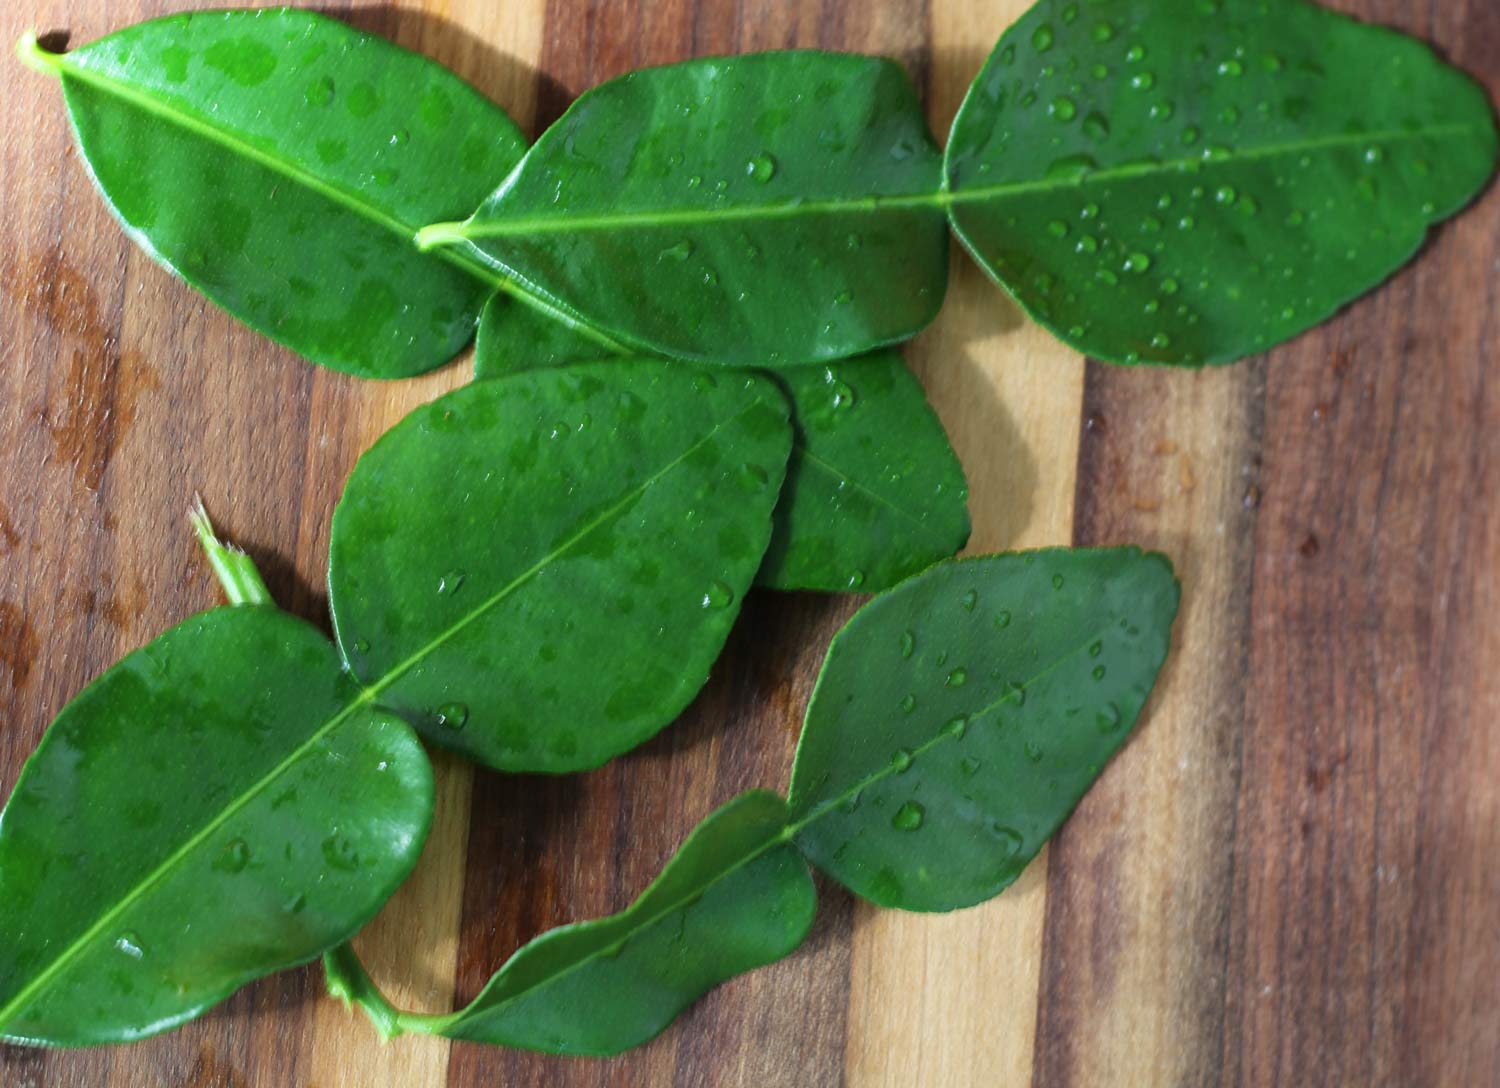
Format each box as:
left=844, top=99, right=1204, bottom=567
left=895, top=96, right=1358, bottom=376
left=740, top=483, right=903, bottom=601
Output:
left=19, top=11, right=527, bottom=378
left=422, top=52, right=949, bottom=368
left=473, top=309, right=969, bottom=593
left=787, top=548, right=1179, bottom=911
left=359, top=791, right=816, bottom=1055
left=758, top=354, right=970, bottom=592
left=327, top=361, right=793, bottom=772
left=0, top=607, right=433, bottom=1046
left=944, top=0, right=1499, bottom=366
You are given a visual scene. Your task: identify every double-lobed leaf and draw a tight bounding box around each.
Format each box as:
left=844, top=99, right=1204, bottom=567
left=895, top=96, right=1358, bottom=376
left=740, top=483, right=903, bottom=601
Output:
left=789, top=548, right=1180, bottom=911
left=945, top=0, right=1500, bottom=365
left=0, top=607, right=433, bottom=1046
left=426, top=52, right=950, bottom=368
left=328, top=360, right=793, bottom=772
left=22, top=10, right=527, bottom=378
left=374, top=791, right=816, bottom=1055
left=474, top=299, right=970, bottom=594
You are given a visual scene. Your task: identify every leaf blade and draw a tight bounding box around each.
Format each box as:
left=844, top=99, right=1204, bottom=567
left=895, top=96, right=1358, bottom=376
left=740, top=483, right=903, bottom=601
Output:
left=945, top=0, right=1499, bottom=366
left=427, top=791, right=815, bottom=1055
left=328, top=361, right=793, bottom=772
left=788, top=548, right=1180, bottom=911
left=40, top=10, right=528, bottom=377
left=0, top=607, right=433, bottom=1046
left=443, top=52, right=949, bottom=367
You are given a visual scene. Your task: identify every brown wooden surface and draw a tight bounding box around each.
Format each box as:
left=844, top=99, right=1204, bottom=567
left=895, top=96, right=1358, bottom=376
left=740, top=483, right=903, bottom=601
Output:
left=0, top=0, right=1496, bottom=1084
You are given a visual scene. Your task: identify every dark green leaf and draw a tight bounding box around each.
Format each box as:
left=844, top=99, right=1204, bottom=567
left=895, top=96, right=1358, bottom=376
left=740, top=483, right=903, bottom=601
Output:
left=423, top=52, right=949, bottom=368
left=788, top=548, right=1179, bottom=911
left=758, top=354, right=970, bottom=592
left=21, top=11, right=527, bottom=378
left=945, top=0, right=1499, bottom=366
left=473, top=310, right=969, bottom=593
left=0, top=607, right=433, bottom=1046
left=365, top=791, right=816, bottom=1055
left=328, top=361, right=793, bottom=772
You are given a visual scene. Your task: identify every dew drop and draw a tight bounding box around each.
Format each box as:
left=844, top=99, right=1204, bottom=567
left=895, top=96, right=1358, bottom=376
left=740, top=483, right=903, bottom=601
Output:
left=1214, top=185, right=1238, bottom=205
left=213, top=838, right=251, bottom=874
left=115, top=933, right=145, bottom=960
left=1124, top=252, right=1153, bottom=274
left=1047, top=219, right=1070, bottom=239
left=1031, top=24, right=1055, bottom=52
left=1050, top=96, right=1077, bottom=122
left=1003, top=680, right=1027, bottom=706
left=437, top=702, right=469, bottom=730
left=1089, top=640, right=1103, bottom=657
left=1075, top=234, right=1099, bottom=254
left=899, top=630, right=915, bottom=659
left=701, top=581, right=735, bottom=609
left=437, top=570, right=466, bottom=595
left=305, top=75, right=335, bottom=107
left=1091, top=20, right=1116, bottom=42
left=1024, top=740, right=1044, bottom=763
left=890, top=748, right=915, bottom=773
left=944, top=715, right=969, bottom=739
left=1096, top=702, right=1123, bottom=732
left=995, top=610, right=1012, bottom=629
left=1126, top=44, right=1147, bottom=63
left=1081, top=112, right=1110, bottom=142
left=659, top=240, right=694, bottom=262
left=746, top=152, right=778, bottom=183
left=322, top=833, right=361, bottom=872
left=900, top=693, right=917, bottom=713
left=946, top=667, right=968, bottom=688
left=891, top=801, right=926, bottom=831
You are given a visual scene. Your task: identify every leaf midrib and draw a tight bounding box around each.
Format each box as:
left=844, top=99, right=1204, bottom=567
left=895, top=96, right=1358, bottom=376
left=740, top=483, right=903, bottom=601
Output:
left=796, top=446, right=961, bottom=552
left=442, top=122, right=1484, bottom=239
left=0, top=397, right=767, bottom=1032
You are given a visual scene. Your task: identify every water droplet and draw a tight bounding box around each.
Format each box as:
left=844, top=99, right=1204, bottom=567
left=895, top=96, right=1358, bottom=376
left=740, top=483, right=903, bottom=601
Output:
left=1024, top=740, right=1044, bottom=763
left=1126, top=44, right=1148, bottom=63
left=746, top=152, right=777, bottom=183
left=1092, top=664, right=1108, bottom=681
left=389, top=128, right=409, bottom=147
left=702, top=581, right=735, bottom=609
left=437, top=570, right=466, bottom=595
left=1130, top=71, right=1156, bottom=91
left=1218, top=58, right=1244, bottom=77
left=944, top=715, right=969, bottom=739
left=960, top=756, right=982, bottom=777
left=892, top=801, right=926, bottom=831
left=1047, top=219, right=1070, bottom=239
left=1089, top=639, right=1103, bottom=657
left=1215, top=185, right=1238, bottom=205
left=1151, top=332, right=1172, bottom=349
left=946, top=667, right=968, bottom=688
left=1124, top=252, right=1153, bottom=274
left=900, top=693, right=917, bottom=713
left=961, top=588, right=979, bottom=611
left=1180, top=126, right=1202, bottom=146
left=115, top=933, right=145, bottom=960
left=1096, top=702, right=1123, bottom=732
left=890, top=748, right=915, bottom=773
left=1081, top=202, right=1100, bottom=220
left=1081, top=112, right=1110, bottom=142
left=995, top=610, right=1012, bottom=629
left=1003, top=680, right=1027, bottom=706
left=846, top=569, right=866, bottom=590
left=1031, top=24, right=1055, bottom=52
left=659, top=240, right=694, bottom=262
left=322, top=833, right=360, bottom=872
left=285, top=892, right=308, bottom=914
left=1091, top=20, right=1116, bottom=42
left=1150, top=100, right=1176, bottom=122
left=437, top=702, right=469, bottom=730
left=1050, top=96, right=1077, bottom=121
left=737, top=462, right=770, bottom=493
left=1161, top=277, right=1180, bottom=295
left=353, top=637, right=371, bottom=655
left=213, top=837, right=251, bottom=874
left=305, top=75, right=335, bottom=107
left=1075, top=234, right=1099, bottom=255
left=899, top=630, right=915, bottom=659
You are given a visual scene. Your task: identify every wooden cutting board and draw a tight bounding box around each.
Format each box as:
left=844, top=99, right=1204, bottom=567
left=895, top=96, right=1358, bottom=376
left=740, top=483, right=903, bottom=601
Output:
left=0, top=1, right=1496, bottom=1084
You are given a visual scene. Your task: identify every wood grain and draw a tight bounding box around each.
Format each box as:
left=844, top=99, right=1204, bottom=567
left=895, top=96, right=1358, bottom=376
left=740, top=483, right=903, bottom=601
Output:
left=0, top=1, right=1496, bottom=1086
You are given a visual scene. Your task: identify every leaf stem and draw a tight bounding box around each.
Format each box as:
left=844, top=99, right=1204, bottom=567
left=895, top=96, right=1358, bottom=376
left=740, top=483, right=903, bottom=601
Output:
left=190, top=498, right=273, bottom=607
left=15, top=31, right=62, bottom=74
left=324, top=943, right=406, bottom=1041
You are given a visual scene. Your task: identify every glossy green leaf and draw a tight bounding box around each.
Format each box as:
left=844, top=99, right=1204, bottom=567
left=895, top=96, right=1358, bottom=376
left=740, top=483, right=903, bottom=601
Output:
left=473, top=307, right=969, bottom=593
left=0, top=607, right=433, bottom=1046
left=329, top=791, right=816, bottom=1055
left=945, top=0, right=1499, bottom=366
left=758, top=355, right=970, bottom=592
left=328, top=361, right=792, bottom=772
left=20, top=10, right=527, bottom=378
left=788, top=548, right=1179, bottom=911
left=422, top=52, right=949, bottom=368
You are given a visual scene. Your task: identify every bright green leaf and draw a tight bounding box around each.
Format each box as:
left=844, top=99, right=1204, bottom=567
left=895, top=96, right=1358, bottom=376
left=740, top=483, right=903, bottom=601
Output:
left=788, top=548, right=1180, bottom=911
left=334, top=791, right=816, bottom=1055
left=0, top=607, right=433, bottom=1046
left=945, top=0, right=1499, bottom=366
left=20, top=11, right=527, bottom=378
left=424, top=52, right=949, bottom=368
left=327, top=361, right=793, bottom=772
